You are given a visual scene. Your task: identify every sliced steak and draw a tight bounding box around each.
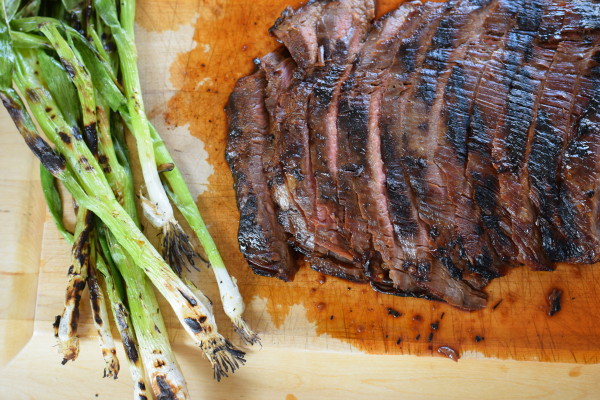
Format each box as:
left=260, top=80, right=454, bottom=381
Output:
left=225, top=70, right=296, bottom=280
left=260, top=50, right=311, bottom=253
left=271, top=1, right=376, bottom=282
left=305, top=0, right=376, bottom=272
left=380, top=2, right=446, bottom=284
left=445, top=0, right=523, bottom=282
left=466, top=0, right=522, bottom=264
left=559, top=56, right=600, bottom=264
left=226, top=0, right=600, bottom=310
left=269, top=1, right=327, bottom=70
left=434, top=0, right=504, bottom=286
left=490, top=0, right=556, bottom=270
left=398, top=0, right=496, bottom=307
left=336, top=3, right=424, bottom=293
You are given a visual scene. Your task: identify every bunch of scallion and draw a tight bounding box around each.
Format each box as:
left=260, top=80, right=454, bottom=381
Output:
left=0, top=0, right=259, bottom=398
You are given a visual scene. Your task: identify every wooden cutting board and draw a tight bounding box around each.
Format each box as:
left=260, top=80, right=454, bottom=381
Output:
left=1, top=0, right=600, bottom=399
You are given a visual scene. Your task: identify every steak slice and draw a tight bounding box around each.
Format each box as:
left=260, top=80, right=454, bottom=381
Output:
left=225, top=70, right=296, bottom=280
left=260, top=50, right=311, bottom=253
left=336, top=3, right=424, bottom=293
left=445, top=0, right=521, bottom=281
left=528, top=34, right=589, bottom=263
left=434, top=0, right=504, bottom=287
left=466, top=0, right=522, bottom=264
left=304, top=0, right=376, bottom=276
left=559, top=57, right=600, bottom=263
left=269, top=1, right=326, bottom=70
left=307, top=0, right=378, bottom=270
left=270, top=1, right=376, bottom=282
left=380, top=2, right=446, bottom=284
left=489, top=0, right=553, bottom=270
left=397, top=0, right=495, bottom=308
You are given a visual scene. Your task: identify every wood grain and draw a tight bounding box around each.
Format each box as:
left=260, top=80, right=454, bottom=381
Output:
left=1, top=0, right=600, bottom=398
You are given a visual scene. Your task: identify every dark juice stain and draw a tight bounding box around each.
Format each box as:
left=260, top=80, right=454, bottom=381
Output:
left=157, top=0, right=600, bottom=364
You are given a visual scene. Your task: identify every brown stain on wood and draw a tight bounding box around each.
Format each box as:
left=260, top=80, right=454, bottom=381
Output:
left=163, top=0, right=600, bottom=363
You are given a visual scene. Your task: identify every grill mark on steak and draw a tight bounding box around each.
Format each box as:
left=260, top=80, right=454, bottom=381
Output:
left=435, top=0, right=505, bottom=287
left=306, top=0, right=376, bottom=274
left=380, top=2, right=447, bottom=283
left=528, top=18, right=591, bottom=263
left=398, top=0, right=495, bottom=308
left=337, top=3, right=423, bottom=294
left=450, top=0, right=521, bottom=279
left=225, top=70, right=296, bottom=280
left=489, top=0, right=555, bottom=270
left=506, top=2, right=571, bottom=269
left=469, top=1, right=536, bottom=262
left=559, top=45, right=600, bottom=264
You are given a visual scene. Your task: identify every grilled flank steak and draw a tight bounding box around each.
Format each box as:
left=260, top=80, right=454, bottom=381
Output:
left=225, top=0, right=600, bottom=310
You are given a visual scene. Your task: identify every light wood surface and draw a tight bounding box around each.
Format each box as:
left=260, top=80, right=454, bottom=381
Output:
left=1, top=0, right=600, bottom=399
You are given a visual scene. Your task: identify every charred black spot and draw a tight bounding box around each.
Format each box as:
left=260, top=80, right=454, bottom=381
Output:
left=74, top=280, right=86, bottom=291
left=387, top=307, right=402, bottom=318
left=138, top=381, right=146, bottom=391
left=505, top=67, right=536, bottom=173
left=199, top=316, right=207, bottom=323
left=25, top=88, right=40, bottom=102
left=123, top=334, right=139, bottom=363
left=431, top=322, right=439, bottom=330
left=416, top=261, right=431, bottom=280
left=440, top=255, right=462, bottom=280
left=53, top=315, right=61, bottom=337
left=79, top=156, right=94, bottom=171
left=154, top=324, right=161, bottom=334
left=178, top=289, right=197, bottom=307
left=385, top=165, right=418, bottom=238
left=155, top=376, right=177, bottom=400
left=184, top=318, right=202, bottom=333
left=61, top=58, right=76, bottom=78
left=313, top=63, right=345, bottom=105
left=415, top=333, right=421, bottom=341
left=45, top=107, right=52, bottom=113
left=475, top=335, right=485, bottom=342
left=547, top=288, right=562, bottom=317
left=27, top=136, right=66, bottom=174
left=83, top=123, right=98, bottom=156
left=427, top=332, right=434, bottom=342
left=59, top=131, right=72, bottom=144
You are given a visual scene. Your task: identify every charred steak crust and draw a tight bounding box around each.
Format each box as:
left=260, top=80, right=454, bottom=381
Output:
left=225, top=0, right=600, bottom=310
left=225, top=70, right=296, bottom=280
